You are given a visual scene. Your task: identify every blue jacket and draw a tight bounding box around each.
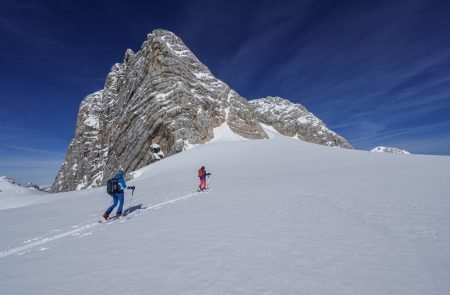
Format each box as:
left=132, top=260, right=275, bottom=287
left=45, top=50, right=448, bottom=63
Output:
left=114, top=172, right=128, bottom=194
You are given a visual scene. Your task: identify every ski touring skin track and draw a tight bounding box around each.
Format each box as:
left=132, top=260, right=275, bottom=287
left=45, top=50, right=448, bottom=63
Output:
left=0, top=192, right=202, bottom=259
left=98, top=216, right=122, bottom=223
left=98, top=209, right=143, bottom=223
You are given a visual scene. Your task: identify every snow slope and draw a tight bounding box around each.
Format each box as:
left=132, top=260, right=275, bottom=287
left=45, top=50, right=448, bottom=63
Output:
left=1, top=136, right=450, bottom=294
left=0, top=176, right=52, bottom=210
left=209, top=120, right=247, bottom=143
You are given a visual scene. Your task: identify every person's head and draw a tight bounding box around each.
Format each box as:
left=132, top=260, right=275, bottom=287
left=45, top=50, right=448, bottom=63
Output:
left=201, top=166, right=205, bottom=169
left=117, top=170, right=125, bottom=177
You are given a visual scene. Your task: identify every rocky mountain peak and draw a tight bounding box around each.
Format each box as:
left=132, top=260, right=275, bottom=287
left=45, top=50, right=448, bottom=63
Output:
left=250, top=96, right=353, bottom=148
left=51, top=29, right=353, bottom=192
left=51, top=29, right=267, bottom=192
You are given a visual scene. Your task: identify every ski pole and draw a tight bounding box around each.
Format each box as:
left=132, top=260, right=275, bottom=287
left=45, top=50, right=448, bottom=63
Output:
left=126, top=187, right=135, bottom=216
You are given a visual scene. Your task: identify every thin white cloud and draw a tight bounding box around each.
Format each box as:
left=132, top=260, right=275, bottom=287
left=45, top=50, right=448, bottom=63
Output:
left=0, top=144, right=65, bottom=156
left=0, top=155, right=63, bottom=185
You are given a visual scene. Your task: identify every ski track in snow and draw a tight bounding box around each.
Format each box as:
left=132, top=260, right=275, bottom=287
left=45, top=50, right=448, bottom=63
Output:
left=0, top=192, right=201, bottom=259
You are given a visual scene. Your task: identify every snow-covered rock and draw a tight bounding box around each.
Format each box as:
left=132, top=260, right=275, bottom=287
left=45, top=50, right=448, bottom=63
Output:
left=250, top=96, right=353, bottom=148
left=26, top=182, right=40, bottom=190
left=150, top=143, right=165, bottom=160
left=371, top=146, right=411, bottom=154
left=1, top=176, right=21, bottom=187
left=37, top=184, right=52, bottom=192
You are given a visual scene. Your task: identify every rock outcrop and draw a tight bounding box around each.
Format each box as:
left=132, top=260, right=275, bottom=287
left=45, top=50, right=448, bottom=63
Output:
left=371, top=146, right=410, bottom=154
left=250, top=97, right=353, bottom=148
left=51, top=29, right=267, bottom=192
left=52, top=91, right=104, bottom=191
left=52, top=30, right=354, bottom=192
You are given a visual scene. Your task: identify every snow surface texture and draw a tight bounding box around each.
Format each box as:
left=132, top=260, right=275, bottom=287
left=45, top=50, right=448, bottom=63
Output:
left=209, top=112, right=247, bottom=143
left=1, top=135, right=450, bottom=294
left=371, top=146, right=411, bottom=154
left=0, top=176, right=51, bottom=210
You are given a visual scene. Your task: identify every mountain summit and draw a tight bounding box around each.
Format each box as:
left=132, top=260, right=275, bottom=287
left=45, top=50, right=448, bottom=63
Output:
left=52, top=29, right=351, bottom=192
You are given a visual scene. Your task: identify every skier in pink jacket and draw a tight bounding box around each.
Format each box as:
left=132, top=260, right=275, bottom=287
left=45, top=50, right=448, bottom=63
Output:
left=197, top=166, right=211, bottom=192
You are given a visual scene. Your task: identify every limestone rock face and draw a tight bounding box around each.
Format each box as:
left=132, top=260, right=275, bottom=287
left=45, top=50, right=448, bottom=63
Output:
left=250, top=97, right=353, bottom=149
left=52, top=91, right=104, bottom=191
left=51, top=29, right=267, bottom=192
left=52, top=30, right=354, bottom=192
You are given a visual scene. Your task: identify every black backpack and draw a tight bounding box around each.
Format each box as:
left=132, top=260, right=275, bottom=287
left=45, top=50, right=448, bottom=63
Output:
left=106, top=178, right=119, bottom=196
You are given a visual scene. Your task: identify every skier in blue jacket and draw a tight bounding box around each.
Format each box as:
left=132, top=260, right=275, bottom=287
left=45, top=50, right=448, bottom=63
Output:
left=103, top=171, right=134, bottom=220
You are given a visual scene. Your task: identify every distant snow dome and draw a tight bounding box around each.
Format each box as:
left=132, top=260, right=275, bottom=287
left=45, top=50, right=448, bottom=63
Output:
left=0, top=176, right=22, bottom=187
left=371, top=146, right=411, bottom=154
left=0, top=176, right=48, bottom=210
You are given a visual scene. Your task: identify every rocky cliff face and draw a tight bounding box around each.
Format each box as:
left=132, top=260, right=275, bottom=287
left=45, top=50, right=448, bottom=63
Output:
left=52, top=91, right=104, bottom=191
left=250, top=97, right=353, bottom=149
left=51, top=29, right=267, bottom=192
left=52, top=29, right=353, bottom=192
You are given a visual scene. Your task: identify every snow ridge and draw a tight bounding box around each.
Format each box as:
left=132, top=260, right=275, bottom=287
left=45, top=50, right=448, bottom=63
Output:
left=250, top=97, right=353, bottom=148
left=371, top=146, right=411, bottom=154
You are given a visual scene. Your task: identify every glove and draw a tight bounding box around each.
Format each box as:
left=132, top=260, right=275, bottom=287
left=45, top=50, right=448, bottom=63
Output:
left=128, top=186, right=135, bottom=190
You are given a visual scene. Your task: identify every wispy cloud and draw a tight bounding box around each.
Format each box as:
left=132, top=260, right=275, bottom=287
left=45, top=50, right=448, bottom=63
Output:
left=389, top=136, right=450, bottom=155
left=0, top=145, right=65, bottom=156
left=0, top=125, right=67, bottom=184
left=0, top=156, right=63, bottom=185
left=337, top=119, right=450, bottom=153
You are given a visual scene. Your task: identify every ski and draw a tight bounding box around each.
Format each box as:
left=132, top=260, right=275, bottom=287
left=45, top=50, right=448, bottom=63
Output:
left=99, top=208, right=144, bottom=223
left=197, top=188, right=210, bottom=192
left=98, top=216, right=121, bottom=223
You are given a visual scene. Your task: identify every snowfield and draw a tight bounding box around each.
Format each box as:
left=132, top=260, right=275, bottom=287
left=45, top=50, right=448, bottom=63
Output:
left=1, top=134, right=450, bottom=294
left=0, top=176, right=53, bottom=210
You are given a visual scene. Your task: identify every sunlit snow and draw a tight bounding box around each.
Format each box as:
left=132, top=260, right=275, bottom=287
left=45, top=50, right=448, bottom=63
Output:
left=1, top=137, right=449, bottom=294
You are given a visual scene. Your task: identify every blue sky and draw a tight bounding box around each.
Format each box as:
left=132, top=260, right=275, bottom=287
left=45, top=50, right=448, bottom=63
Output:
left=1, top=0, right=450, bottom=184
